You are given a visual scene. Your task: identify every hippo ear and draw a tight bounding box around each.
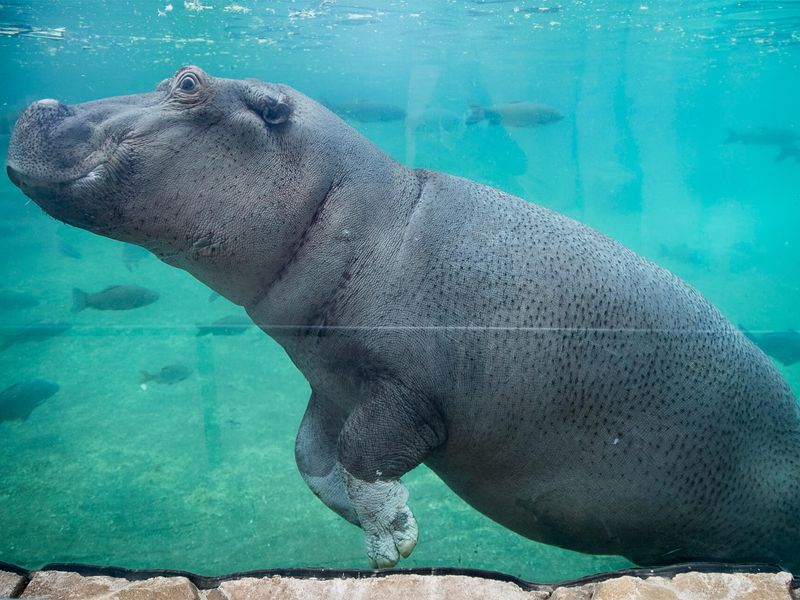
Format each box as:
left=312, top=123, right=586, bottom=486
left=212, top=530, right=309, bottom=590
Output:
left=244, top=87, right=291, bottom=126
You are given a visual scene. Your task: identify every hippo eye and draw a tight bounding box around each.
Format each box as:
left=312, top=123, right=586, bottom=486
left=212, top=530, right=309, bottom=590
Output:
left=179, top=74, right=198, bottom=93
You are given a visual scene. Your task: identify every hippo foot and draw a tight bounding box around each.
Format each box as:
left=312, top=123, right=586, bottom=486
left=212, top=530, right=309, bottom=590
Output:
left=343, top=469, right=419, bottom=568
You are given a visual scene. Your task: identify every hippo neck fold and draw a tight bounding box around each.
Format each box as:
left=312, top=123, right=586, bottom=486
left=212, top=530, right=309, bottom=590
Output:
left=245, top=143, right=425, bottom=332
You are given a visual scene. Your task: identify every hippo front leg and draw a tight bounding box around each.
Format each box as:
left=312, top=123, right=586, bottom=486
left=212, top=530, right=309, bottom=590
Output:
left=295, top=393, right=359, bottom=525
left=337, top=386, right=447, bottom=568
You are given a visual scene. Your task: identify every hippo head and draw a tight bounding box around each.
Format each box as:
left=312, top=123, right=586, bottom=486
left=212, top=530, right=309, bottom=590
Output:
left=6, top=66, right=361, bottom=306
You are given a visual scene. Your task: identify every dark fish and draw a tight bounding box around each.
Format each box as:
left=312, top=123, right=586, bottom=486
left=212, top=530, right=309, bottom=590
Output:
left=121, top=243, right=150, bottom=271
left=775, top=145, right=800, bottom=163
left=0, top=321, right=71, bottom=351
left=0, top=378, right=59, bottom=422
left=0, top=290, right=39, bottom=310
left=466, top=101, right=563, bottom=127
left=323, top=99, right=406, bottom=123
left=724, top=127, right=799, bottom=147
left=196, top=314, right=253, bottom=336
left=742, top=327, right=800, bottom=367
left=140, top=364, right=192, bottom=386
left=208, top=291, right=221, bottom=303
left=72, top=285, right=159, bottom=312
left=58, top=238, right=83, bottom=259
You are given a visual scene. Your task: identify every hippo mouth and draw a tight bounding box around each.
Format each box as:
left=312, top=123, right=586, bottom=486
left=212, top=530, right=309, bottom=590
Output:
left=6, top=159, right=107, bottom=191
left=5, top=152, right=122, bottom=232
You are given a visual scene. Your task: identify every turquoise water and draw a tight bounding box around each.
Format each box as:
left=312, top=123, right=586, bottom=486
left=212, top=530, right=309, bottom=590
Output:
left=1, top=0, right=799, bottom=582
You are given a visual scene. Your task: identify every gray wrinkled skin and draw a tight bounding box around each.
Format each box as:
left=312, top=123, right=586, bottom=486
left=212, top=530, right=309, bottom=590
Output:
left=6, top=67, right=800, bottom=571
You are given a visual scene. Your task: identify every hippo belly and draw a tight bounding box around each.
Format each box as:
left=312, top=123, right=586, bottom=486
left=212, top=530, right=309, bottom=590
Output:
left=349, top=172, right=800, bottom=567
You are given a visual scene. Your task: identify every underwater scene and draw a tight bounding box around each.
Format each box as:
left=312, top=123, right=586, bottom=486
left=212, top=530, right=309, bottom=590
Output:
left=1, top=0, right=800, bottom=583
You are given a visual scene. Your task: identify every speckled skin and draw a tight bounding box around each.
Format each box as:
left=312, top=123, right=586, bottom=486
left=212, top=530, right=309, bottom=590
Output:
left=7, top=68, right=800, bottom=571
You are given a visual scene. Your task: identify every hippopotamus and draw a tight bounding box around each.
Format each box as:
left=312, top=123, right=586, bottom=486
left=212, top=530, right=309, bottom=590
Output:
left=7, top=67, right=800, bottom=571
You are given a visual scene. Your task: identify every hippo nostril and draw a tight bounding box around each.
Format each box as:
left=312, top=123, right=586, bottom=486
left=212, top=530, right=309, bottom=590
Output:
left=22, top=98, right=73, bottom=122
left=36, top=98, right=63, bottom=108
left=6, top=165, right=23, bottom=188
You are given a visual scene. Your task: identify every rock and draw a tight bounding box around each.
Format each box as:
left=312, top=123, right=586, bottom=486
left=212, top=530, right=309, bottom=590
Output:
left=10, top=569, right=799, bottom=600
left=591, top=571, right=794, bottom=600
left=550, top=583, right=596, bottom=600
left=21, top=570, right=200, bottom=600
left=213, top=574, right=549, bottom=599
left=0, top=570, right=27, bottom=597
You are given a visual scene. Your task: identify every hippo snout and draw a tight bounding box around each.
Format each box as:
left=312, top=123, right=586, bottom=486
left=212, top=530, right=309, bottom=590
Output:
left=6, top=98, right=101, bottom=187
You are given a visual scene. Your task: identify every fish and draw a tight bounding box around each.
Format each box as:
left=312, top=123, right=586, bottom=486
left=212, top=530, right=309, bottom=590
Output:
left=724, top=127, right=799, bottom=147
left=57, top=238, right=83, bottom=259
left=466, top=101, right=564, bottom=127
left=775, top=145, right=800, bottom=163
left=140, top=364, right=192, bottom=387
left=208, top=291, right=221, bottom=303
left=322, top=99, right=406, bottom=123
left=741, top=327, right=800, bottom=367
left=72, top=285, right=159, bottom=312
left=121, top=243, right=150, bottom=271
left=196, top=314, right=253, bottom=336
left=0, top=290, right=39, bottom=310
left=0, top=321, right=71, bottom=351
left=0, top=378, right=59, bottom=422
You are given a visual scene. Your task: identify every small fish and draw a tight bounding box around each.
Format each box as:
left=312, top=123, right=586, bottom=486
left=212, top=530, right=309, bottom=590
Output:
left=775, top=145, right=800, bottom=163
left=0, top=378, right=59, bottom=422
left=466, top=101, right=563, bottom=127
left=322, top=99, right=406, bottom=123
left=208, top=291, right=221, bottom=303
left=196, top=314, right=253, bottom=336
left=741, top=327, right=800, bottom=367
left=0, top=290, right=39, bottom=310
left=724, top=127, right=799, bottom=147
left=140, top=364, right=192, bottom=388
left=121, top=243, right=150, bottom=271
left=58, top=238, right=83, bottom=259
left=0, top=321, right=71, bottom=351
left=72, top=285, right=159, bottom=313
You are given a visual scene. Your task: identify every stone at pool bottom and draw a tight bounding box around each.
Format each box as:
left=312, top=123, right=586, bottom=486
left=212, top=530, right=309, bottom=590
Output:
left=1, top=569, right=796, bottom=599
left=0, top=570, right=25, bottom=597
